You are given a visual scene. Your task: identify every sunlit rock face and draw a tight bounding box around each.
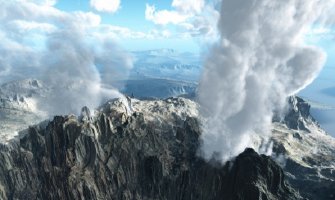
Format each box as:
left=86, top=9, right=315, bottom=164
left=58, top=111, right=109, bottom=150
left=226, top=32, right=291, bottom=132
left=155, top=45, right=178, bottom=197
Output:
left=0, top=79, right=47, bottom=142
left=0, top=97, right=300, bottom=200
left=0, top=78, right=198, bottom=143
left=273, top=96, right=317, bottom=132
left=271, top=97, right=335, bottom=200
left=0, top=95, right=334, bottom=199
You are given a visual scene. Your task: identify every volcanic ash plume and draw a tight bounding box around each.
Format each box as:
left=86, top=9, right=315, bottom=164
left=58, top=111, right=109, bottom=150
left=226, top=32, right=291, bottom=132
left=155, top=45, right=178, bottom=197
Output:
left=0, top=1, right=133, bottom=116
left=198, top=0, right=335, bottom=162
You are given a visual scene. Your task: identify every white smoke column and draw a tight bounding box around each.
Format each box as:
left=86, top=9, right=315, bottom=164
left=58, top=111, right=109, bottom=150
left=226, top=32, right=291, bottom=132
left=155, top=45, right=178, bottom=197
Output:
left=198, top=0, right=335, bottom=162
left=0, top=1, right=133, bottom=116
left=39, top=29, right=125, bottom=115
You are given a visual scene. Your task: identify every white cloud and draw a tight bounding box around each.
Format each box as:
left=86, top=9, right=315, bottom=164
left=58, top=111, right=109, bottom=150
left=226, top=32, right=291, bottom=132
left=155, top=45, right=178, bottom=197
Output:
left=145, top=4, right=189, bottom=25
left=18, top=0, right=57, bottom=6
left=306, top=27, right=334, bottom=39
left=72, top=11, right=102, bottom=27
left=145, top=0, right=219, bottom=39
left=93, top=24, right=175, bottom=41
left=198, top=0, right=335, bottom=162
left=9, top=20, right=57, bottom=33
left=0, top=0, right=133, bottom=116
left=90, top=0, right=120, bottom=13
left=304, top=27, right=335, bottom=44
left=172, top=0, right=204, bottom=14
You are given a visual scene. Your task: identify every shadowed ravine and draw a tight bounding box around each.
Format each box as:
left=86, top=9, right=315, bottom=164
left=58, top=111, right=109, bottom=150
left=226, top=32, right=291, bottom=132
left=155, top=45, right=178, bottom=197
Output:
left=0, top=97, right=334, bottom=199
left=0, top=97, right=302, bottom=200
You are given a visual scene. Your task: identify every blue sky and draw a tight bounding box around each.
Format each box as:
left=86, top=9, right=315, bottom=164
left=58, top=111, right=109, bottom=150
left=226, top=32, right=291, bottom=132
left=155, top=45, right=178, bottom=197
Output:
left=0, top=0, right=333, bottom=95
left=54, top=0, right=211, bottom=52
left=0, top=0, right=216, bottom=85
left=0, top=0, right=334, bottom=134
left=300, top=32, right=335, bottom=105
left=53, top=0, right=335, bottom=58
left=54, top=0, right=335, bottom=103
left=56, top=0, right=153, bottom=30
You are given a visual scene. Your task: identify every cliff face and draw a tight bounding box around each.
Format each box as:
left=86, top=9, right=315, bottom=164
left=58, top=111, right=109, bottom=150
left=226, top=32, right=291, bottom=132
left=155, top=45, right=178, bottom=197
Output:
left=271, top=97, right=335, bottom=200
left=0, top=98, right=300, bottom=200
left=282, top=96, right=317, bottom=132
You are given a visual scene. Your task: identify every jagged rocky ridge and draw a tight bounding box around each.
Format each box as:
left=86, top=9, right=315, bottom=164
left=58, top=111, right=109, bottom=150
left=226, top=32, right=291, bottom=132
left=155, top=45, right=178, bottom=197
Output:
left=271, top=97, right=335, bottom=200
left=0, top=79, right=46, bottom=142
left=275, top=96, right=317, bottom=132
left=0, top=97, right=302, bottom=200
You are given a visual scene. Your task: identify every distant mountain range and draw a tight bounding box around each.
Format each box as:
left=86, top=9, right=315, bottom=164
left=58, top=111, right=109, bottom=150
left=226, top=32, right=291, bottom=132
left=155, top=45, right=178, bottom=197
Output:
left=0, top=49, right=334, bottom=199
left=130, top=49, right=201, bottom=81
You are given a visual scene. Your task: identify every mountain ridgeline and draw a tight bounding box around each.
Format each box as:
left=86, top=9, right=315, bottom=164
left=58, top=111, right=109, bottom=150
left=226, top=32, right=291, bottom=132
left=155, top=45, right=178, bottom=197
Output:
left=0, top=95, right=334, bottom=199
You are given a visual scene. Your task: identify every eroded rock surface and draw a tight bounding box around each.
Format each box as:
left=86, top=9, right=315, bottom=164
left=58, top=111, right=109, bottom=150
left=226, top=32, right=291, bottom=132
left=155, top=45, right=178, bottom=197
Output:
left=269, top=96, right=335, bottom=200
left=0, top=98, right=300, bottom=200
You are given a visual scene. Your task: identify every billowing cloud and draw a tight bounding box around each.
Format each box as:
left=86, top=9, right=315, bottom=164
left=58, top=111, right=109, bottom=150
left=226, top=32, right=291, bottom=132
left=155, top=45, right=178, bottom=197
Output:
left=0, top=0, right=133, bottom=116
left=19, top=0, right=57, bottom=6
left=145, top=0, right=219, bottom=39
left=90, top=0, right=121, bottom=13
left=95, top=25, right=159, bottom=40
left=145, top=4, right=188, bottom=25
left=198, top=0, right=335, bottom=162
left=172, top=0, right=204, bottom=14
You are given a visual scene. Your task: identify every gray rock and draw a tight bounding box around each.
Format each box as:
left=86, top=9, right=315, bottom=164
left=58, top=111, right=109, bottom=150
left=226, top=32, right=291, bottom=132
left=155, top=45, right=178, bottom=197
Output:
left=0, top=98, right=300, bottom=200
left=276, top=96, right=317, bottom=132
left=79, top=106, right=92, bottom=122
left=272, top=96, right=335, bottom=200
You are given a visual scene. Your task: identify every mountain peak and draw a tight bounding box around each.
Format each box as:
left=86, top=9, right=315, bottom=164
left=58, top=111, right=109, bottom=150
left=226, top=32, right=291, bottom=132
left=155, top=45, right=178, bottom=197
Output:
left=0, top=97, right=301, bottom=200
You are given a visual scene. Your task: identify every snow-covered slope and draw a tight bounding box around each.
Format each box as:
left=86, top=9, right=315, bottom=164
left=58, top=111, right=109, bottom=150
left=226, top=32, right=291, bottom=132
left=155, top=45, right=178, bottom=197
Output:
left=104, top=95, right=335, bottom=199
left=85, top=96, right=335, bottom=199
left=0, top=77, right=198, bottom=143
left=271, top=123, right=335, bottom=199
left=0, top=96, right=301, bottom=200
left=0, top=78, right=334, bottom=198
left=0, top=79, right=48, bottom=142
left=130, top=49, right=201, bottom=81
left=270, top=96, right=335, bottom=199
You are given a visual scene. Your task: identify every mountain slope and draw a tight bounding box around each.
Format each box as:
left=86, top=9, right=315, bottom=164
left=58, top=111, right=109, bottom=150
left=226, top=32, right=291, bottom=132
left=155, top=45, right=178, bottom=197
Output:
left=0, top=79, right=334, bottom=199
left=271, top=97, right=335, bottom=200
left=0, top=79, right=47, bottom=142
left=0, top=98, right=300, bottom=200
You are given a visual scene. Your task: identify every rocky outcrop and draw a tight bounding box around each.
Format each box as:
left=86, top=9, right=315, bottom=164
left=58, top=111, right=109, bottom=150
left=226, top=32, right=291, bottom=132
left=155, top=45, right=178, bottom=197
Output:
left=219, top=148, right=300, bottom=200
left=0, top=79, right=46, bottom=142
left=0, top=98, right=300, bottom=200
left=271, top=97, right=335, bottom=200
left=280, top=96, right=317, bottom=132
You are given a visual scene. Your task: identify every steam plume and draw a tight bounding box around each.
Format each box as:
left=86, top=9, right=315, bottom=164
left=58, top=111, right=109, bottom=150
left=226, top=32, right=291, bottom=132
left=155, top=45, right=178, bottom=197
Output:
left=0, top=1, right=133, bottom=116
left=198, top=0, right=335, bottom=161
